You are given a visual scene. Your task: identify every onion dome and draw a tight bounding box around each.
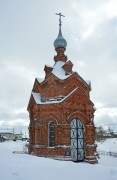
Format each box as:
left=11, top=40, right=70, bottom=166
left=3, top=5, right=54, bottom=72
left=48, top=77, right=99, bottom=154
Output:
left=54, top=13, right=67, bottom=50
left=54, top=26, right=67, bottom=50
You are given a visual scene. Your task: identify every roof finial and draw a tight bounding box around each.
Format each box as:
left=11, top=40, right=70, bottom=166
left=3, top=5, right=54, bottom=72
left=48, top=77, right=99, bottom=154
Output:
left=55, top=12, right=65, bottom=27
left=54, top=13, right=67, bottom=50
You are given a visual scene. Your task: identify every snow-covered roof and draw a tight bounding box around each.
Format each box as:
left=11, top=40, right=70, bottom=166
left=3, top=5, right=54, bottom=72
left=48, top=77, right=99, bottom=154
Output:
left=52, top=61, right=72, bottom=80
left=32, top=92, right=41, bottom=104
left=45, top=64, right=53, bottom=68
left=35, top=61, right=90, bottom=90
left=0, top=129, right=13, bottom=134
left=0, top=132, right=13, bottom=134
left=85, top=80, right=91, bottom=85
left=32, top=87, right=78, bottom=105
left=2, top=136, right=8, bottom=139
left=36, top=78, right=44, bottom=83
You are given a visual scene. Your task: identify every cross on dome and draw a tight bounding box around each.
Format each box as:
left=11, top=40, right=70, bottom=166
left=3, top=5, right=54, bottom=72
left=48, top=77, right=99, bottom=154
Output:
left=55, top=12, right=65, bottom=27
left=54, top=12, right=67, bottom=50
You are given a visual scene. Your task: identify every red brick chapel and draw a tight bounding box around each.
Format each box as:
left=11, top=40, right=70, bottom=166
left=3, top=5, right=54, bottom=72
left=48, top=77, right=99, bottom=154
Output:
left=27, top=13, right=98, bottom=163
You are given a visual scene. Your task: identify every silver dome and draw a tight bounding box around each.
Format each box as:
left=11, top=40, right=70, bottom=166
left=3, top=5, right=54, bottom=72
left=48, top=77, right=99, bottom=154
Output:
left=54, top=27, right=67, bottom=50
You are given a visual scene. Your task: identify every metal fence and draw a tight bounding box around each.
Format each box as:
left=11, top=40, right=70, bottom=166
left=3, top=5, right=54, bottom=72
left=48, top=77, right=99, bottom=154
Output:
left=98, top=150, right=117, bottom=158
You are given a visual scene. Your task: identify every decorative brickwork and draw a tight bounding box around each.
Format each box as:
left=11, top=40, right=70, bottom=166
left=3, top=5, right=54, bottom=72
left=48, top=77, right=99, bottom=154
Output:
left=44, top=65, right=53, bottom=77
left=27, top=17, right=98, bottom=163
left=54, top=47, right=67, bottom=62
left=62, top=60, right=73, bottom=74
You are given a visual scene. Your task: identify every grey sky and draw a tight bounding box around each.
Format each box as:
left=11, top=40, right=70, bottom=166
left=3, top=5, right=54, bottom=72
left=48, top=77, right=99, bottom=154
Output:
left=0, top=0, right=117, bottom=131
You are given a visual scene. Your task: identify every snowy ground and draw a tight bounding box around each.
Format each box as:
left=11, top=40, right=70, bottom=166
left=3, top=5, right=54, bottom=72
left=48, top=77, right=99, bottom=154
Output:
left=0, top=139, right=117, bottom=180
left=97, top=138, right=117, bottom=152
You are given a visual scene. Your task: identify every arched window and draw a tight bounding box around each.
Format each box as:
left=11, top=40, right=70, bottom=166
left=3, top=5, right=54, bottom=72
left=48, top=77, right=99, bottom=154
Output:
left=48, top=122, right=56, bottom=147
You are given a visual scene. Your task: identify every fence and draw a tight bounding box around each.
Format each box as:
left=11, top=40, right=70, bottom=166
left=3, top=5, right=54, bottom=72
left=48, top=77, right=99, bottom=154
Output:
left=13, top=151, right=28, bottom=154
left=98, top=150, right=117, bottom=158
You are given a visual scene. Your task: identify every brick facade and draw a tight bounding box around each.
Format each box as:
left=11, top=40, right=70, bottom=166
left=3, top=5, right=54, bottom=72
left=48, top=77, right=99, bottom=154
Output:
left=27, top=24, right=98, bottom=163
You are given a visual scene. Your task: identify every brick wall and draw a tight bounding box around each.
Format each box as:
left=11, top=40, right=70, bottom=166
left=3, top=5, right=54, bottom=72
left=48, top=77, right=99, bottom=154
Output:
left=28, top=55, right=97, bottom=163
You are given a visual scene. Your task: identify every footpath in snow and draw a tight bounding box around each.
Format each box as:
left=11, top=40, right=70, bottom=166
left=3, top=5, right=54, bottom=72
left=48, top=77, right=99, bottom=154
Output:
left=0, top=140, right=117, bottom=180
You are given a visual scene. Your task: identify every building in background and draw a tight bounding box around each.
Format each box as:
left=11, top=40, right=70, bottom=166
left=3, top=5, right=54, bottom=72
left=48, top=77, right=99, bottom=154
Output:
left=0, top=129, right=23, bottom=141
left=0, top=134, right=7, bottom=142
left=28, top=13, right=97, bottom=163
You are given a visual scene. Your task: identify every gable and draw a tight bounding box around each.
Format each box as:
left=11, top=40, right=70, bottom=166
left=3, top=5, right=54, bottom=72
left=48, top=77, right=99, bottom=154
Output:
left=40, top=73, right=65, bottom=98
left=63, top=86, right=94, bottom=107
left=27, top=94, right=36, bottom=111
left=32, top=78, right=42, bottom=93
left=64, top=72, right=91, bottom=97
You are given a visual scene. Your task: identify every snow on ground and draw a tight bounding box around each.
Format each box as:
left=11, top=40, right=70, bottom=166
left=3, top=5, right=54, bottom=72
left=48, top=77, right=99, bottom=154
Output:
left=0, top=140, right=117, bottom=180
left=97, top=138, right=117, bottom=152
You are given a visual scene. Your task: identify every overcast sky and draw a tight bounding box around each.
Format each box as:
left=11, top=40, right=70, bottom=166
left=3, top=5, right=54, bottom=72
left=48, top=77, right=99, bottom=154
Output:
left=0, top=0, right=117, bottom=132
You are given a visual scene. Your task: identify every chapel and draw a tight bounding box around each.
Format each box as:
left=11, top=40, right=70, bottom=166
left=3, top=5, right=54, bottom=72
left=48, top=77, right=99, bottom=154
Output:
left=27, top=13, right=98, bottom=163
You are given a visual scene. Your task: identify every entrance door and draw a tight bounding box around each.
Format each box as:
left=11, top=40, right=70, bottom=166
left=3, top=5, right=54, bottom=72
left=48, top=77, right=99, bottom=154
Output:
left=71, top=118, right=84, bottom=162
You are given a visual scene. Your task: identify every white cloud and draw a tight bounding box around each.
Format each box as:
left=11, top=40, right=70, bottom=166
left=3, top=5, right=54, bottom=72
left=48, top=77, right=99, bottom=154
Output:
left=0, top=0, right=117, bottom=131
left=100, top=0, right=117, bottom=18
left=96, top=107, right=117, bottom=117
